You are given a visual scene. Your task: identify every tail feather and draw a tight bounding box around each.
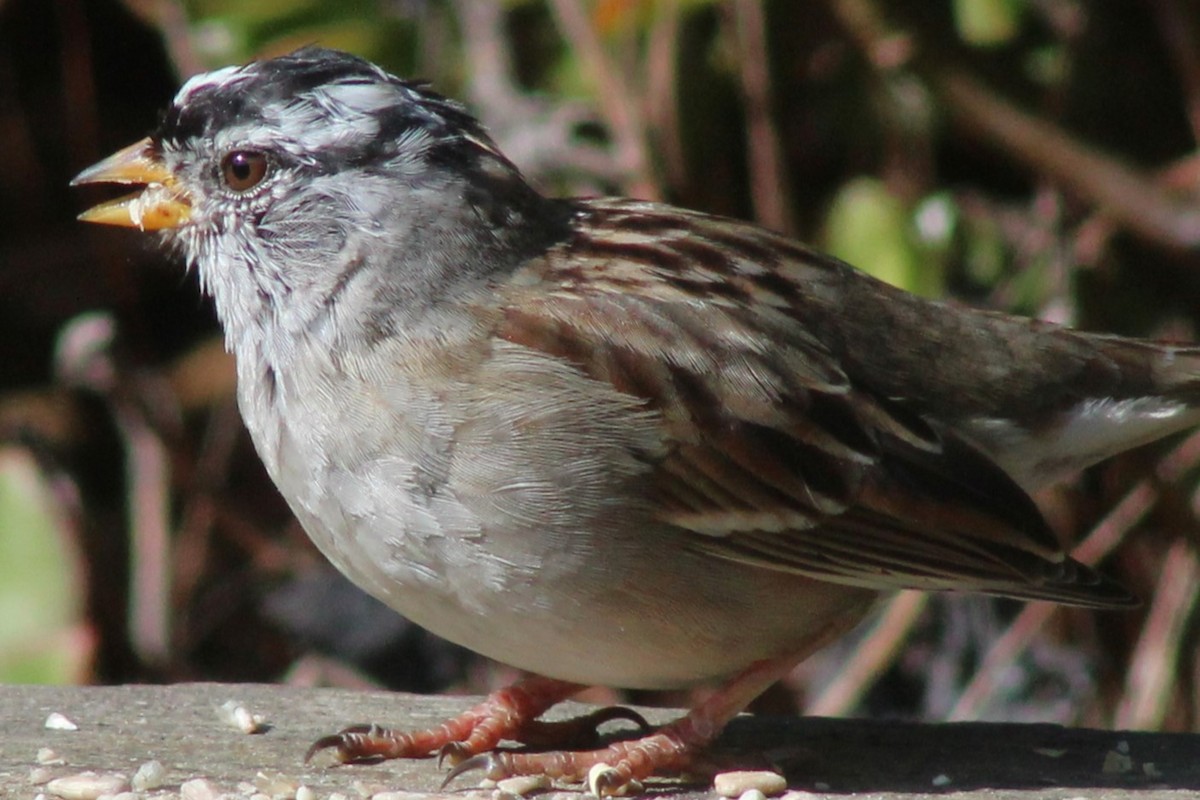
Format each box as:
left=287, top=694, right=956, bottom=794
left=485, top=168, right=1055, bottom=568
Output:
left=961, top=334, right=1200, bottom=491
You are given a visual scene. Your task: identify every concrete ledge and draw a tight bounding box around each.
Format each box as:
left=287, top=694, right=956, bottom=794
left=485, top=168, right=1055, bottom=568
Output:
left=1, top=683, right=1196, bottom=799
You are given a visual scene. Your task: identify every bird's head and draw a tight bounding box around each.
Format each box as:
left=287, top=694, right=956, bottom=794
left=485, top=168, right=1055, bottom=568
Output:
left=74, top=47, right=568, bottom=345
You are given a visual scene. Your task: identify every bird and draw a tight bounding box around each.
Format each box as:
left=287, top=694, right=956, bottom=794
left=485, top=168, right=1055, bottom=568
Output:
left=73, top=46, right=1199, bottom=795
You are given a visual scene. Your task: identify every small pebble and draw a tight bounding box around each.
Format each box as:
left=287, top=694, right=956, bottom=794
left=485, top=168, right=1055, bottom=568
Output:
left=1033, top=748, right=1067, bottom=758
left=586, top=764, right=613, bottom=797
left=1102, top=748, right=1134, bottom=775
left=737, top=789, right=767, bottom=800
left=496, top=775, right=550, bottom=796
left=1143, top=762, right=1162, bottom=778
left=180, top=777, right=224, bottom=800
left=713, top=770, right=787, bottom=798
left=353, top=780, right=383, bottom=798
left=370, top=793, right=431, bottom=800
left=28, top=766, right=54, bottom=785
left=780, top=792, right=821, bottom=800
left=44, top=713, right=79, bottom=731
left=583, top=764, right=641, bottom=797
left=37, top=747, right=65, bottom=765
left=218, top=700, right=269, bottom=734
left=44, top=772, right=129, bottom=800
left=296, top=786, right=316, bottom=800
left=931, top=774, right=952, bottom=787
left=254, top=770, right=298, bottom=797
left=131, top=760, right=166, bottom=791
left=106, top=793, right=139, bottom=800
left=1116, top=740, right=1130, bottom=755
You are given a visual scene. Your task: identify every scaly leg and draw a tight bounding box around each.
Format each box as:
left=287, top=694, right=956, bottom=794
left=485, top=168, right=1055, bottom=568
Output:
left=306, top=675, right=649, bottom=765
left=442, top=610, right=868, bottom=795
left=443, top=655, right=796, bottom=794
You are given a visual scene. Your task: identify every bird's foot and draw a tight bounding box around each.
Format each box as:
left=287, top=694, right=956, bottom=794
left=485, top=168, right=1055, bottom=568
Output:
left=435, top=654, right=820, bottom=795
left=305, top=676, right=652, bottom=765
left=442, top=723, right=710, bottom=796
left=309, top=653, right=820, bottom=794
left=491, top=705, right=651, bottom=750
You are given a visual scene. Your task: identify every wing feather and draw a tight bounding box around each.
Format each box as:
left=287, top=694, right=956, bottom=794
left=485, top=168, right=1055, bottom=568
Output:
left=493, top=200, right=1135, bottom=609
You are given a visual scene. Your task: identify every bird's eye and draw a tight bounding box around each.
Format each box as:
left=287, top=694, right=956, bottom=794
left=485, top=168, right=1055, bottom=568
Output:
left=220, top=150, right=269, bottom=192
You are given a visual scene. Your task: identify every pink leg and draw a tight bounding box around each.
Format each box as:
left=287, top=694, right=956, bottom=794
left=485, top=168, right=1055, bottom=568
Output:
left=312, top=609, right=868, bottom=796
left=444, top=654, right=800, bottom=793
left=444, top=609, right=868, bottom=795
left=306, top=676, right=588, bottom=763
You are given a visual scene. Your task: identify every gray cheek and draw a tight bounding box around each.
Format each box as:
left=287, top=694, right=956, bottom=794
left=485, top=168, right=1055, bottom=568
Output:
left=259, top=197, right=352, bottom=278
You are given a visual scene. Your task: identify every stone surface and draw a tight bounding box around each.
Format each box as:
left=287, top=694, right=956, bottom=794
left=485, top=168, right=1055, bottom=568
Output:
left=0, top=682, right=1196, bottom=799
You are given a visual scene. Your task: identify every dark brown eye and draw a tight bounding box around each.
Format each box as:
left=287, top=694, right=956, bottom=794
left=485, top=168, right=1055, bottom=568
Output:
left=221, top=150, right=268, bottom=192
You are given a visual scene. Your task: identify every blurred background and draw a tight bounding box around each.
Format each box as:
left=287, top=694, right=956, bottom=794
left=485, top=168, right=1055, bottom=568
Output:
left=1, top=0, right=1198, bottom=735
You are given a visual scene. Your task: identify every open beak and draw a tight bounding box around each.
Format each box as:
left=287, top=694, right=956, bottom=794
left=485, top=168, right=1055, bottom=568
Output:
left=71, top=137, right=191, bottom=231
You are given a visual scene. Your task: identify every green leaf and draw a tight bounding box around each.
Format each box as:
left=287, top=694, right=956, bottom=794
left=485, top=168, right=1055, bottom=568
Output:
left=184, top=0, right=418, bottom=70
left=824, top=177, right=943, bottom=298
left=954, top=0, right=1024, bottom=47
left=0, top=448, right=83, bottom=684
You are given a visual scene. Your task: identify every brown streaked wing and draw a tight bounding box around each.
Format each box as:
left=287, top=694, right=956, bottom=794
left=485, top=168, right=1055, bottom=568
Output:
left=495, top=199, right=1135, bottom=610
left=700, top=417, right=1135, bottom=608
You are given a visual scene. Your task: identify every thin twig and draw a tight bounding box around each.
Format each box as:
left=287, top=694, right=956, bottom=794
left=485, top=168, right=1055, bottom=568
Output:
left=805, top=590, right=929, bottom=716
left=948, top=429, right=1200, bottom=721
left=828, top=0, right=1200, bottom=250
left=1148, top=0, right=1200, bottom=143
left=644, top=0, right=686, bottom=191
left=117, top=0, right=202, bottom=77
left=1114, top=536, right=1199, bottom=729
left=938, top=72, right=1200, bottom=249
left=451, top=0, right=624, bottom=187
left=55, top=314, right=173, bottom=668
left=546, top=0, right=657, bottom=198
left=451, top=0, right=520, bottom=109
left=56, top=0, right=100, bottom=173
left=730, top=0, right=794, bottom=234
left=170, top=397, right=242, bottom=632
left=116, top=404, right=172, bottom=667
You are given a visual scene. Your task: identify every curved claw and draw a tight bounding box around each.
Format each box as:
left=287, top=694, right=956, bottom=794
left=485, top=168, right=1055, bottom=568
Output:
left=436, top=740, right=475, bottom=769
left=441, top=752, right=506, bottom=788
left=304, top=736, right=340, bottom=764
left=304, top=723, right=381, bottom=764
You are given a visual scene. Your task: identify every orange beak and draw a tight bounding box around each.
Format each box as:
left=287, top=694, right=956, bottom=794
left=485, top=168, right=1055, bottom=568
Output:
left=71, top=137, right=191, bottom=231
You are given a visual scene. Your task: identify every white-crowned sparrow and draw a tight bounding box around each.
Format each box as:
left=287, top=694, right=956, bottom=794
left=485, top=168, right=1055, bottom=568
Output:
left=73, top=47, right=1198, bottom=794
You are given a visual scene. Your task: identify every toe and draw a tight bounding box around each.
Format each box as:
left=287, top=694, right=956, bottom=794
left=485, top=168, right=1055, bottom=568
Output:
left=436, top=740, right=476, bottom=768
left=304, top=723, right=381, bottom=763
left=441, top=752, right=506, bottom=788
